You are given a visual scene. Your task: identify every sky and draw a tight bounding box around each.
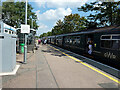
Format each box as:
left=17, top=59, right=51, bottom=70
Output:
left=1, top=0, right=120, bottom=36
left=28, top=0, right=97, bottom=36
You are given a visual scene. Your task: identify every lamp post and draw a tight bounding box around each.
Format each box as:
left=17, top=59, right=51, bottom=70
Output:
left=31, top=18, right=36, bottom=29
left=27, top=18, right=35, bottom=29
left=28, top=18, right=33, bottom=29
left=0, top=1, right=2, bottom=20
left=24, top=0, right=28, bottom=64
left=31, top=19, right=33, bottom=29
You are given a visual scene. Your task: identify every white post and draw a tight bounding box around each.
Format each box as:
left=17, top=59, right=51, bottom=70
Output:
left=24, top=0, right=28, bottom=63
left=0, top=2, right=2, bottom=89
left=25, top=0, right=27, bottom=25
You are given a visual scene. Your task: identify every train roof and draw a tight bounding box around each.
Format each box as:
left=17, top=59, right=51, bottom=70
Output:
left=47, top=36, right=56, bottom=38
left=56, top=26, right=120, bottom=37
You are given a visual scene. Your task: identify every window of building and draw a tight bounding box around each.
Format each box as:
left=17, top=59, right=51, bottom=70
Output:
left=5, top=29, right=8, bottom=33
left=9, top=30, right=11, bottom=34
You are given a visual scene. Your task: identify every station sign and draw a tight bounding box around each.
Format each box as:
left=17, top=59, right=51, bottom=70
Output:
left=21, top=24, right=30, bottom=33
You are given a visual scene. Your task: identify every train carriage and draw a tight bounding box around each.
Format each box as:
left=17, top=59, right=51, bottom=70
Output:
left=55, top=35, right=64, bottom=47
left=50, top=36, right=56, bottom=45
left=49, top=26, right=120, bottom=68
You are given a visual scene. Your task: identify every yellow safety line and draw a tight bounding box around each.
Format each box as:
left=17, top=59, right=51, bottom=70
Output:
left=48, top=45, right=120, bottom=84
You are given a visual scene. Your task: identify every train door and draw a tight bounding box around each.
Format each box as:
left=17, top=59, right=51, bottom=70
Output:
left=62, top=36, right=65, bottom=47
left=85, top=34, right=94, bottom=54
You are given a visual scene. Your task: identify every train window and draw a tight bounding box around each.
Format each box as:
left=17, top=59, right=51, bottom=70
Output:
left=65, top=38, right=67, bottom=43
left=111, top=40, right=119, bottom=50
left=65, top=37, right=69, bottom=44
left=72, top=38, right=75, bottom=44
left=101, top=35, right=120, bottom=50
left=101, top=40, right=120, bottom=50
left=69, top=39, right=72, bottom=44
left=112, top=36, right=120, bottom=39
left=76, top=37, right=80, bottom=44
left=101, top=40, right=111, bottom=48
left=101, top=36, right=111, bottom=39
left=116, top=40, right=120, bottom=50
left=74, top=38, right=77, bottom=45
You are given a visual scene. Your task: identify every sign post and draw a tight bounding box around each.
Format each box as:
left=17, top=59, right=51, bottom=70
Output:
left=21, top=24, right=30, bottom=63
left=20, top=0, right=29, bottom=64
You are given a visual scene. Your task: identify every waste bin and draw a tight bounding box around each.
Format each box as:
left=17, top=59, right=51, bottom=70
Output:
left=20, top=43, right=24, bottom=53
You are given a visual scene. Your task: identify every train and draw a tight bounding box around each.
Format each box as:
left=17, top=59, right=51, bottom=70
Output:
left=47, top=26, right=120, bottom=69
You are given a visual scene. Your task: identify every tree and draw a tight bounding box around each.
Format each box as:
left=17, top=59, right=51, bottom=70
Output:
left=40, top=33, right=47, bottom=38
left=40, top=14, right=87, bottom=37
left=51, top=20, right=64, bottom=35
left=2, top=0, right=39, bottom=29
left=51, top=14, right=87, bottom=36
left=63, top=14, right=87, bottom=33
left=47, top=31, right=52, bottom=36
left=78, top=1, right=120, bottom=27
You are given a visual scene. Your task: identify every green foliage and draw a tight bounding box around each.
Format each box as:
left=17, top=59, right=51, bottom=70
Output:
left=35, top=36, right=39, bottom=39
left=40, top=1, right=120, bottom=38
left=52, top=14, right=87, bottom=35
left=2, top=0, right=39, bottom=29
left=52, top=20, right=64, bottom=35
left=40, top=14, right=87, bottom=37
left=40, top=33, right=47, bottom=38
left=78, top=1, right=120, bottom=27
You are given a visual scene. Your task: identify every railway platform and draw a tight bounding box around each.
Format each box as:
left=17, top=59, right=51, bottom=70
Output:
left=1, top=44, right=120, bottom=88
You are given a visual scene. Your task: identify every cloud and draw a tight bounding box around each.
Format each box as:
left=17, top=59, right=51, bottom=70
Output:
left=35, top=8, right=72, bottom=35
left=36, top=23, right=50, bottom=36
left=36, top=8, right=72, bottom=21
left=33, top=0, right=89, bottom=8
left=39, top=23, right=48, bottom=29
left=33, top=0, right=95, bottom=36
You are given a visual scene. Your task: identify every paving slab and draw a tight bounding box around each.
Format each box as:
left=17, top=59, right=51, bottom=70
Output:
left=41, top=45, right=119, bottom=88
left=2, top=45, right=58, bottom=88
left=1, top=44, right=120, bottom=88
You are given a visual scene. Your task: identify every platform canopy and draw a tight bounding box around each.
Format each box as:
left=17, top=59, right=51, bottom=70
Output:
left=3, top=23, right=16, bottom=32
